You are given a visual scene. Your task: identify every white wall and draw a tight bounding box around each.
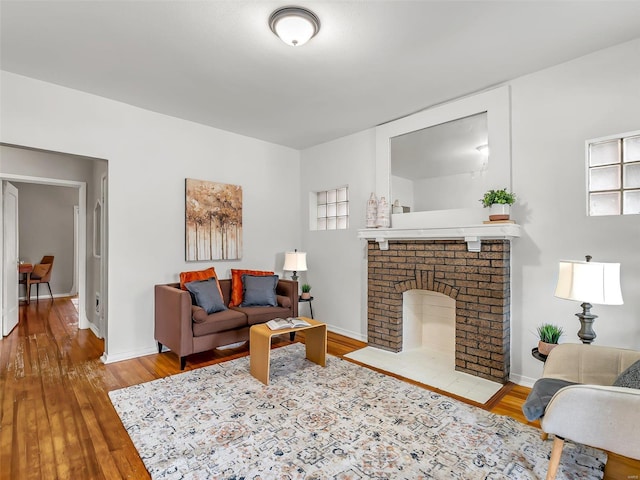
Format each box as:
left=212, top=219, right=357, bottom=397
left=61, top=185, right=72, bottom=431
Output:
left=300, top=129, right=375, bottom=341
left=301, top=38, right=640, bottom=386
left=509, top=38, right=640, bottom=384
left=1, top=71, right=301, bottom=362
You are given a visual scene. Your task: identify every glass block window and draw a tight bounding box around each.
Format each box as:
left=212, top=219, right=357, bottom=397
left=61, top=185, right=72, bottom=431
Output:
left=588, top=132, right=640, bottom=216
left=314, top=186, right=349, bottom=230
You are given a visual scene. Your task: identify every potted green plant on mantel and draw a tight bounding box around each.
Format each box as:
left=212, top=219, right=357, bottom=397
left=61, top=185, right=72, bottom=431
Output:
left=536, top=323, right=564, bottom=356
left=480, top=188, right=516, bottom=221
left=301, top=283, right=312, bottom=300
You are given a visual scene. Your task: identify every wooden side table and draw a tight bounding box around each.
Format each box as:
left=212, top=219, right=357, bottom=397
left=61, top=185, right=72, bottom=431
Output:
left=250, top=317, right=326, bottom=385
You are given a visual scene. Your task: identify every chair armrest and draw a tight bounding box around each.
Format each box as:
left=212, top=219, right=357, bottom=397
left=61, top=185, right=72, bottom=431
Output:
left=541, top=384, right=640, bottom=460
left=154, top=284, right=194, bottom=357
left=276, top=279, right=298, bottom=317
left=543, top=343, right=640, bottom=385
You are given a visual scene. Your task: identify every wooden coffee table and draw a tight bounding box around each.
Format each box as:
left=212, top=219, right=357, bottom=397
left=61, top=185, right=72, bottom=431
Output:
left=249, top=317, right=327, bottom=385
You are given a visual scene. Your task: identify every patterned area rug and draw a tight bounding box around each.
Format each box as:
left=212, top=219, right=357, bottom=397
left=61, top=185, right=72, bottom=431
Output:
left=109, top=344, right=606, bottom=479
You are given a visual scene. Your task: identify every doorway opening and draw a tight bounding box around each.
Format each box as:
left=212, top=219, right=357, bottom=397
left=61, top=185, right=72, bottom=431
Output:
left=0, top=144, right=108, bottom=349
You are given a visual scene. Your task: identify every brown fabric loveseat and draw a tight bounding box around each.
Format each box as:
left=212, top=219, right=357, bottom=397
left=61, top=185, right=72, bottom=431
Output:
left=155, top=278, right=298, bottom=369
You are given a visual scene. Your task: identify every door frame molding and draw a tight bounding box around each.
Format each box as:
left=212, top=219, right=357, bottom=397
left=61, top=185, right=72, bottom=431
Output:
left=99, top=173, right=108, bottom=342
left=70, top=205, right=79, bottom=296
left=0, top=173, right=88, bottom=330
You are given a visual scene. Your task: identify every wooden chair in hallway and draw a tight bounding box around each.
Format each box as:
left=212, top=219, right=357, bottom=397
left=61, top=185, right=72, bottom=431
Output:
left=24, top=255, right=54, bottom=302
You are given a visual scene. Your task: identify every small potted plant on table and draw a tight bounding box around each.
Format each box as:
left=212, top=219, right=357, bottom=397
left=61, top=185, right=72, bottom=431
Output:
left=480, top=188, right=516, bottom=221
left=301, top=284, right=312, bottom=300
left=536, top=323, right=564, bottom=356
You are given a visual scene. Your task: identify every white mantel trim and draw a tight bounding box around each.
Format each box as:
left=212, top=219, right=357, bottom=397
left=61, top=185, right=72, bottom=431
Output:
left=357, top=223, right=521, bottom=251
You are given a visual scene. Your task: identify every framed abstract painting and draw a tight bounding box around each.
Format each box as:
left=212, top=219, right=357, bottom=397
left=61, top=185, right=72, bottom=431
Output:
left=185, top=178, right=243, bottom=261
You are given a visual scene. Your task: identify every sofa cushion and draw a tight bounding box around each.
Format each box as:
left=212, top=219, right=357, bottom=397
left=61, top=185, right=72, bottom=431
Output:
left=191, top=306, right=209, bottom=324
left=192, top=309, right=247, bottom=337
left=613, top=360, right=640, bottom=389
left=240, top=274, right=278, bottom=307
left=277, top=295, right=292, bottom=308
left=231, top=305, right=293, bottom=326
left=229, top=269, right=274, bottom=307
left=522, top=378, right=579, bottom=421
left=185, top=279, right=227, bottom=314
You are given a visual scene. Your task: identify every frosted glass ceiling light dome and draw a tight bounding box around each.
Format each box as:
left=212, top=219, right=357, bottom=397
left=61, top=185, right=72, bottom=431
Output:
left=269, top=6, right=320, bottom=46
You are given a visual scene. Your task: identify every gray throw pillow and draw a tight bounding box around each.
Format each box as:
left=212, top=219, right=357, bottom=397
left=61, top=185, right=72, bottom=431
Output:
left=522, top=378, right=579, bottom=421
left=613, top=360, right=640, bottom=389
left=240, top=274, right=278, bottom=307
left=185, top=278, right=227, bottom=314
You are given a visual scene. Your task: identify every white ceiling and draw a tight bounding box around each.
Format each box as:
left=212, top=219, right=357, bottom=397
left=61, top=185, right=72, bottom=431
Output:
left=2, top=1, right=640, bottom=150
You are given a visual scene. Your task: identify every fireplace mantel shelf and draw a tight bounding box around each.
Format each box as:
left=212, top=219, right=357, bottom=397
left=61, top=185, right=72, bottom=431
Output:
left=357, top=223, right=521, bottom=252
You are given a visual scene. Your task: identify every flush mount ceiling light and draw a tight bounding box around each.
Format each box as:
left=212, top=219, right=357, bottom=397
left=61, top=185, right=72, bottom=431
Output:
left=269, top=6, right=320, bottom=47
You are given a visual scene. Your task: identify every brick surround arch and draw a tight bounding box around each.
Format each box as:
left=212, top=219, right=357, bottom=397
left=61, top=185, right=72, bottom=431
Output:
left=367, top=239, right=511, bottom=383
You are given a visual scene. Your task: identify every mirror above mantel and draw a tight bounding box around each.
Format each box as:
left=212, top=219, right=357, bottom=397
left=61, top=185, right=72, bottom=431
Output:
left=375, top=86, right=512, bottom=229
left=391, top=111, right=488, bottom=211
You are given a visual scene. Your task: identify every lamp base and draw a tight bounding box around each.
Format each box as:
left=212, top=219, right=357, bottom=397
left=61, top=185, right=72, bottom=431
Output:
left=575, top=302, right=597, bottom=344
left=291, top=272, right=299, bottom=282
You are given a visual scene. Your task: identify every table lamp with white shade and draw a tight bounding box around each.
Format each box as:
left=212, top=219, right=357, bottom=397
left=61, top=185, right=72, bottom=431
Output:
left=283, top=249, right=307, bottom=282
left=554, top=255, right=623, bottom=344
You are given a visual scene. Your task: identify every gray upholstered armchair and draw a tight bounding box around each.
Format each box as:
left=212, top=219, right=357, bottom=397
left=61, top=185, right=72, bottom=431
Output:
left=540, top=343, right=640, bottom=479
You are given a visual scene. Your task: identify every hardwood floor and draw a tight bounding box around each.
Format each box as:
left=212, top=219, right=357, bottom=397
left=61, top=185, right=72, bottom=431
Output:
left=1, top=297, right=637, bottom=479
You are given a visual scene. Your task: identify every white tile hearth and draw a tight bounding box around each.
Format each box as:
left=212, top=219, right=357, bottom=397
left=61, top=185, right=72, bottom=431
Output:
left=345, top=345, right=503, bottom=404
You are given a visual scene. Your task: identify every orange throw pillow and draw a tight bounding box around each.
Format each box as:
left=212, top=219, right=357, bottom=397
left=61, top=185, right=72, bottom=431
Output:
left=179, top=267, right=217, bottom=290
left=180, top=267, right=224, bottom=303
left=229, top=269, right=274, bottom=307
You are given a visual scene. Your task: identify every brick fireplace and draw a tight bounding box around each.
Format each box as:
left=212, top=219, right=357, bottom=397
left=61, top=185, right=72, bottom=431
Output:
left=366, top=239, right=511, bottom=384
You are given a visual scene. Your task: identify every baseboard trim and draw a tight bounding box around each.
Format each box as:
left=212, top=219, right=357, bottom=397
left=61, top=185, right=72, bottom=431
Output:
left=101, top=345, right=158, bottom=364
left=326, top=324, right=367, bottom=343
left=509, top=373, right=537, bottom=388
left=20, top=291, right=72, bottom=301
left=87, top=320, right=102, bottom=339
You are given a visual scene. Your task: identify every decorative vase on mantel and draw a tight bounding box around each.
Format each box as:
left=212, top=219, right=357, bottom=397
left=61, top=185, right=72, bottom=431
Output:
left=489, top=204, right=511, bottom=221
left=376, top=196, right=390, bottom=228
left=366, top=192, right=378, bottom=228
